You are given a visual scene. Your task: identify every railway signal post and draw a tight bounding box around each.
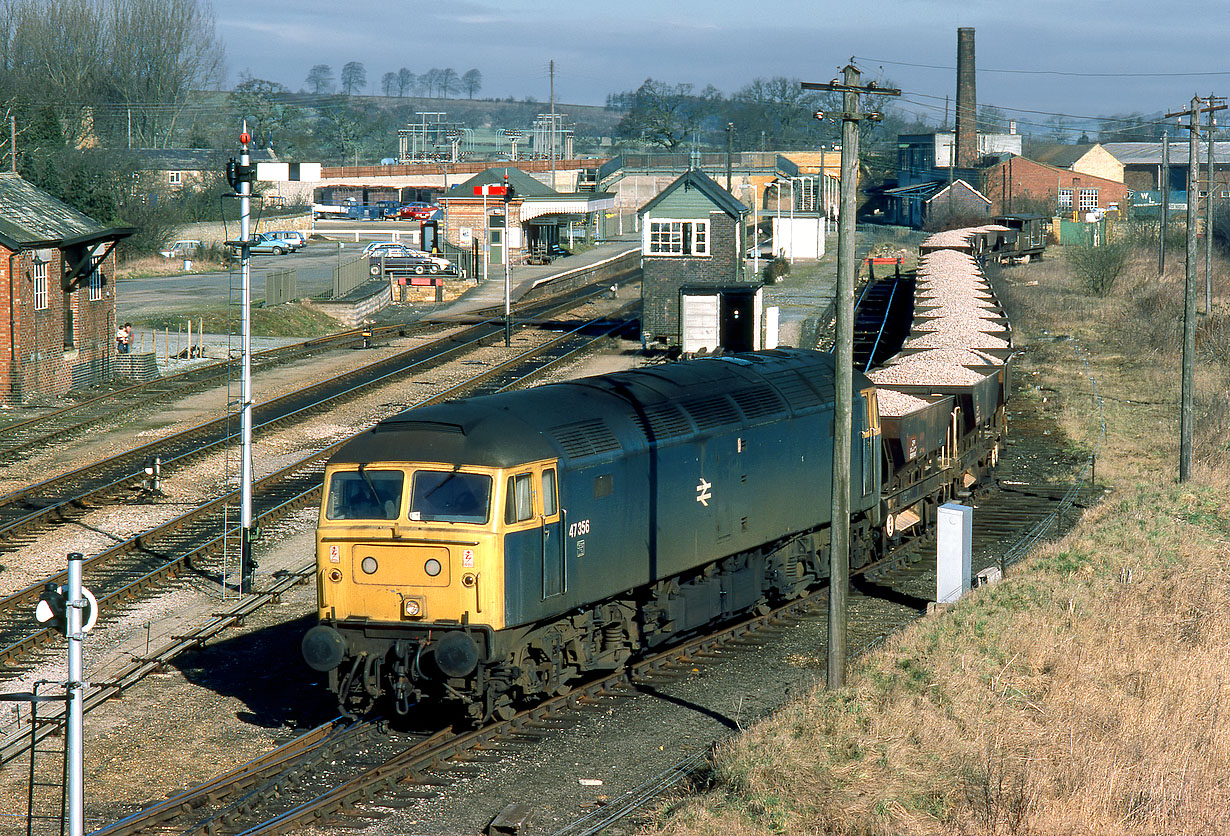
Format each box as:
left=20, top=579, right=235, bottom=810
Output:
left=803, top=64, right=899, bottom=689
left=225, top=126, right=258, bottom=588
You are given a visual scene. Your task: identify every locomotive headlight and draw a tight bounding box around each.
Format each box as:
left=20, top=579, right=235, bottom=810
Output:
left=403, top=597, right=423, bottom=617
left=424, top=558, right=442, bottom=577
left=361, top=556, right=379, bottom=574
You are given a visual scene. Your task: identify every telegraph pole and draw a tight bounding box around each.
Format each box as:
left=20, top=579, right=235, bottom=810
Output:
left=1167, top=95, right=1225, bottom=482
left=1206, top=96, right=1222, bottom=314
left=803, top=64, right=899, bottom=689
left=1160, top=131, right=1169, bottom=276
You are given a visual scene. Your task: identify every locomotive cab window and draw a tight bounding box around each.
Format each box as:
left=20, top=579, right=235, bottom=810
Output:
left=542, top=468, right=557, bottom=516
left=326, top=469, right=403, bottom=520
left=505, top=473, right=534, bottom=524
left=409, top=471, right=491, bottom=524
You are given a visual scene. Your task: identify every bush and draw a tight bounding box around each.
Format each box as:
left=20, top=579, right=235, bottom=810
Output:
left=763, top=256, right=790, bottom=284
left=1065, top=241, right=1131, bottom=296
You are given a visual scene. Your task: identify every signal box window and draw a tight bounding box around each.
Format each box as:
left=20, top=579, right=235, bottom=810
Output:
left=505, top=473, right=534, bottom=524
left=326, top=470, right=403, bottom=520
left=411, top=471, right=491, bottom=524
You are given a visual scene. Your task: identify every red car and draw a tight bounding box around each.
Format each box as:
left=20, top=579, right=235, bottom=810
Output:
left=398, top=202, right=439, bottom=220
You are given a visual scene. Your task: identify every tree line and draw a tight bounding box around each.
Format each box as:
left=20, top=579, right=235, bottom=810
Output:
left=305, top=63, right=483, bottom=100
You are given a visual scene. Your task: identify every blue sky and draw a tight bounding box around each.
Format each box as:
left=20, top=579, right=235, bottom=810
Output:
left=213, top=0, right=1230, bottom=136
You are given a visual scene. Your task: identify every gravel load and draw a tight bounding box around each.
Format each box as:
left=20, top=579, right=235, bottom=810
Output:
left=875, top=387, right=937, bottom=416
left=904, top=329, right=1011, bottom=350
left=887, top=347, right=1002, bottom=368
left=869, top=358, right=991, bottom=386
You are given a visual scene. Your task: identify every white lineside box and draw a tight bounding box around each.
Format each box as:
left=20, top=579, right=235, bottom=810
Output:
left=937, top=502, right=972, bottom=604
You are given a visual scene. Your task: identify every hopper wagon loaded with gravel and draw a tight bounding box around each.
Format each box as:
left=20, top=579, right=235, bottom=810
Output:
left=301, top=225, right=1020, bottom=723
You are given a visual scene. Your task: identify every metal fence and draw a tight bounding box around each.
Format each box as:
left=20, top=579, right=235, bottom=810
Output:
left=333, top=256, right=372, bottom=298
left=265, top=268, right=296, bottom=306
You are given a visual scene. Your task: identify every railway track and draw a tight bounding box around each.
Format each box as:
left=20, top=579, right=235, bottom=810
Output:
left=0, top=282, right=631, bottom=551
left=70, top=473, right=1097, bottom=836
left=0, top=303, right=637, bottom=677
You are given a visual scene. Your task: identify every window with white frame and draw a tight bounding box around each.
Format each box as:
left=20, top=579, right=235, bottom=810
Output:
left=33, top=260, right=48, bottom=311
left=168, top=170, right=182, bottom=185
left=1058, top=188, right=1073, bottom=210
left=88, top=254, right=104, bottom=301
left=647, top=220, right=709, bottom=256
left=1078, top=188, right=1099, bottom=211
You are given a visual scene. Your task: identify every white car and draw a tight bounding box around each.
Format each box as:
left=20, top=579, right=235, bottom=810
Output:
left=160, top=239, right=202, bottom=258
left=268, top=230, right=307, bottom=248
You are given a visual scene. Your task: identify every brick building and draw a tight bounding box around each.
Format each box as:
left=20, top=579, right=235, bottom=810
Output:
left=0, top=173, right=134, bottom=404
left=440, top=167, right=614, bottom=268
left=639, top=169, right=762, bottom=354
left=982, top=155, right=1130, bottom=217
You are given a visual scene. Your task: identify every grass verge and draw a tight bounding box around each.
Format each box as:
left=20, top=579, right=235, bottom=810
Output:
left=644, top=246, right=1230, bottom=835
left=134, top=301, right=342, bottom=339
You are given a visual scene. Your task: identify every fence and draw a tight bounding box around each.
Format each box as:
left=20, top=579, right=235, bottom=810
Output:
left=265, top=268, right=296, bottom=306
left=333, top=256, right=373, bottom=297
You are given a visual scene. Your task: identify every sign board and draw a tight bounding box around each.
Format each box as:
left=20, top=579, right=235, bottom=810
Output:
left=459, top=227, right=472, bottom=244
left=255, top=162, right=322, bottom=182
left=475, top=185, right=507, bottom=196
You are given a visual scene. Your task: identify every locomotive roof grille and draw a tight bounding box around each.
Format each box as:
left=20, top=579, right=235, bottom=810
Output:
left=679, top=394, right=740, bottom=430
left=729, top=386, right=787, bottom=420
left=549, top=419, right=622, bottom=460
left=764, top=370, right=824, bottom=410
left=634, top=402, right=693, bottom=441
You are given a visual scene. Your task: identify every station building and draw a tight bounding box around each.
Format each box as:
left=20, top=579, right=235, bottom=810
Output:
left=0, top=172, right=133, bottom=404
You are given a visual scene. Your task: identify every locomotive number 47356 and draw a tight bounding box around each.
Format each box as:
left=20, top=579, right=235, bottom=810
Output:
left=568, top=519, right=591, bottom=537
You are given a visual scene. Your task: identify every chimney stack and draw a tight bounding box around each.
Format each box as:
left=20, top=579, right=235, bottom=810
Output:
left=955, top=27, right=977, bottom=168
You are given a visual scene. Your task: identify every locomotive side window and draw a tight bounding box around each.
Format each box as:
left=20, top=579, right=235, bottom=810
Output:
left=326, top=470, right=403, bottom=520
left=593, top=473, right=613, bottom=498
left=410, top=471, right=491, bottom=523
left=542, top=469, right=557, bottom=516
left=505, top=473, right=534, bottom=524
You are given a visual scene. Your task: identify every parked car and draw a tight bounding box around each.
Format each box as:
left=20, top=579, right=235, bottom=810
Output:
left=365, top=244, right=455, bottom=275
left=267, top=230, right=307, bottom=249
left=160, top=239, right=202, bottom=258
left=230, top=232, right=294, bottom=256
left=400, top=203, right=440, bottom=221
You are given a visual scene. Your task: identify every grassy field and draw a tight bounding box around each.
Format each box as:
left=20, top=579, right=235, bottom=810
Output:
left=644, top=243, right=1230, bottom=835
left=134, top=302, right=342, bottom=340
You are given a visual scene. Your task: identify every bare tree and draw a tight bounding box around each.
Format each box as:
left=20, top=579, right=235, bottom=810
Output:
left=397, top=68, right=414, bottom=97
left=340, top=61, right=366, bottom=96
left=306, top=64, right=334, bottom=95
left=462, top=68, right=482, bottom=99
left=439, top=67, right=458, bottom=99
left=422, top=68, right=442, bottom=98
left=381, top=71, right=396, bottom=97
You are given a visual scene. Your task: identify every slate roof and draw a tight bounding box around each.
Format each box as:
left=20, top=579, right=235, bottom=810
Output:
left=637, top=168, right=748, bottom=218
left=1100, top=141, right=1230, bottom=166
left=444, top=167, right=559, bottom=198
left=126, top=147, right=278, bottom=171
left=0, top=172, right=134, bottom=251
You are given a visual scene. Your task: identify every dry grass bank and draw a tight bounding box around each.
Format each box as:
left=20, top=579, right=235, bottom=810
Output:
left=645, top=246, right=1230, bottom=835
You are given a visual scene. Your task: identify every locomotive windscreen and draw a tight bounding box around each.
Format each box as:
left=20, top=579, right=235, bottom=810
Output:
left=410, top=471, right=491, bottom=524
left=326, top=469, right=403, bottom=520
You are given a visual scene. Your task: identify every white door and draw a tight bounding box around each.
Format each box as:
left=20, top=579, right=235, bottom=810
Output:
left=681, top=293, right=720, bottom=354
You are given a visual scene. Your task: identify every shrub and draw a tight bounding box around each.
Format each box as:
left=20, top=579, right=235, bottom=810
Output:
left=763, top=256, right=790, bottom=284
left=1065, top=240, right=1131, bottom=296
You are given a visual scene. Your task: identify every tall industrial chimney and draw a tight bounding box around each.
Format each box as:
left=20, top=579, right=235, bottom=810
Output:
left=955, top=27, right=977, bottom=168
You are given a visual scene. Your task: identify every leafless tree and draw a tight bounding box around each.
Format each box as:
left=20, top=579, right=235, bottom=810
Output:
left=397, top=68, right=414, bottom=97
left=438, top=68, right=458, bottom=99
left=462, top=68, right=482, bottom=99
left=340, top=61, right=366, bottom=96
left=306, top=64, right=334, bottom=95
left=422, top=68, right=442, bottom=98
left=381, top=72, right=397, bottom=98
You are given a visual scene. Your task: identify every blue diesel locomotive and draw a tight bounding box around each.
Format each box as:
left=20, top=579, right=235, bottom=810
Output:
left=303, top=349, right=884, bottom=721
